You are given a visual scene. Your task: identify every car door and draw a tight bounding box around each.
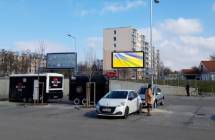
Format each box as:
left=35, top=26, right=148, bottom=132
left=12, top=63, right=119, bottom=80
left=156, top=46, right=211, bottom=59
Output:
left=127, top=92, right=134, bottom=113
left=128, top=91, right=138, bottom=113
left=133, top=92, right=140, bottom=112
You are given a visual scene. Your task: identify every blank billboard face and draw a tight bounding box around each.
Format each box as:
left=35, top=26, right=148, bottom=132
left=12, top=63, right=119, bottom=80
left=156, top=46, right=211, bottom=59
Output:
left=112, top=51, right=144, bottom=68
left=47, top=53, right=77, bottom=69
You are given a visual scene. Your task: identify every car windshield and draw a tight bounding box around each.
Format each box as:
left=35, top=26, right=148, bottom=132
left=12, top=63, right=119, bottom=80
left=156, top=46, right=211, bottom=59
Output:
left=105, top=91, right=128, bottom=99
left=139, top=88, right=147, bottom=95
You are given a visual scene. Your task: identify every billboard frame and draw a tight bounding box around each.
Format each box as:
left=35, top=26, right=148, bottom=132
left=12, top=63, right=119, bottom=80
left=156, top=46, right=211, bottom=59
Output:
left=46, top=52, right=77, bottom=69
left=111, top=51, right=144, bottom=69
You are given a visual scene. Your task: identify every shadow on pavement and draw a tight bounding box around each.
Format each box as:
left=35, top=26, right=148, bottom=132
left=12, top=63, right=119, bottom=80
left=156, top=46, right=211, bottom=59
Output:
left=84, top=110, right=125, bottom=120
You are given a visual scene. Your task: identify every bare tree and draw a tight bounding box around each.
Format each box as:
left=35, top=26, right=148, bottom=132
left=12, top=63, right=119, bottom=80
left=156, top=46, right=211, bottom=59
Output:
left=84, top=48, right=97, bottom=81
left=210, top=54, right=215, bottom=60
left=18, top=50, right=32, bottom=74
left=0, top=46, right=46, bottom=76
left=32, top=41, right=46, bottom=73
left=0, top=49, right=17, bottom=76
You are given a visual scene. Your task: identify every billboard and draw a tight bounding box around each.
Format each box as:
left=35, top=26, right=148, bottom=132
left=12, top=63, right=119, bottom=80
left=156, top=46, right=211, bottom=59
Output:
left=112, top=51, right=144, bottom=68
left=47, top=53, right=77, bottom=69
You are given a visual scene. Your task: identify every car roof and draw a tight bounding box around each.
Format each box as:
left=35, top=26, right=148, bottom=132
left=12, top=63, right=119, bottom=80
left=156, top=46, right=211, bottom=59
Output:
left=111, top=90, right=135, bottom=92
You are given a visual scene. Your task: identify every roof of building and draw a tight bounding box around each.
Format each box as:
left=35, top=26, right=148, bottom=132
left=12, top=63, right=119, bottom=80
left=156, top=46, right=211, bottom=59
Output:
left=181, top=69, right=200, bottom=75
left=104, top=26, right=133, bottom=30
left=201, top=60, right=215, bottom=72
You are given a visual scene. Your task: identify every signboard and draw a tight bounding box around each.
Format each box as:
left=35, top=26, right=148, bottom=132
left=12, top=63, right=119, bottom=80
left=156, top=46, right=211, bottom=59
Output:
left=112, top=51, right=144, bottom=68
left=49, top=76, right=63, bottom=89
left=46, top=53, right=77, bottom=69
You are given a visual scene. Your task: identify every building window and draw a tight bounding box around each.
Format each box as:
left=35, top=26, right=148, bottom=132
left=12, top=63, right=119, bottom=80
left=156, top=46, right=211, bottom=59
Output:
left=114, top=43, right=116, bottom=48
left=113, top=37, right=116, bottom=41
left=114, top=30, right=116, bottom=34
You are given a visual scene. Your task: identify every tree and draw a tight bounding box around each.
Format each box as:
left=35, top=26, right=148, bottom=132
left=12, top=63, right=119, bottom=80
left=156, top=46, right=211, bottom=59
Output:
left=0, top=49, right=17, bottom=76
left=84, top=48, right=97, bottom=81
left=191, top=66, right=200, bottom=73
left=210, top=54, right=215, bottom=60
left=158, top=62, right=173, bottom=79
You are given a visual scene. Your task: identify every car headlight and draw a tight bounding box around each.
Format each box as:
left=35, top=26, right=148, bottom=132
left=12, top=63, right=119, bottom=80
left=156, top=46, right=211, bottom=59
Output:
left=96, top=102, right=100, bottom=108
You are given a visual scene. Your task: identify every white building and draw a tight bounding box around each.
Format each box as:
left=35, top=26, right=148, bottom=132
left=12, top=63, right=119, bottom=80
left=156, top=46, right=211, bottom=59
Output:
left=103, top=27, right=160, bottom=79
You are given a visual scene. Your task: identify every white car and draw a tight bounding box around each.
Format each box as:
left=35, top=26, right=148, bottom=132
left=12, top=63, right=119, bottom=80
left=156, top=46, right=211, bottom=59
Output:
left=96, top=90, right=142, bottom=118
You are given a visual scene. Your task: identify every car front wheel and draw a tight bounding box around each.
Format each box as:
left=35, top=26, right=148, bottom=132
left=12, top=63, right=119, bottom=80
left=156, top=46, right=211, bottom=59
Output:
left=123, top=107, right=129, bottom=119
left=160, top=99, right=164, bottom=106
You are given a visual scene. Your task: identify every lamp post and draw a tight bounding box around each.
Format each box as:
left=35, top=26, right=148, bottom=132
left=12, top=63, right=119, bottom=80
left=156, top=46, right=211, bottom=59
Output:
left=67, top=34, right=77, bottom=75
left=150, top=0, right=159, bottom=86
left=67, top=34, right=77, bottom=52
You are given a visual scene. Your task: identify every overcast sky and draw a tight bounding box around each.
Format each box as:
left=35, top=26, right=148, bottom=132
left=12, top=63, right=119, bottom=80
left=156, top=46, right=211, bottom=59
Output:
left=0, top=0, right=215, bottom=70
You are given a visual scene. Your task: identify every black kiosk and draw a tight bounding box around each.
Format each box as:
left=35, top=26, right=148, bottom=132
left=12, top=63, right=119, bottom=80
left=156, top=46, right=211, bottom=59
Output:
left=69, top=75, right=109, bottom=105
left=9, top=73, right=64, bottom=102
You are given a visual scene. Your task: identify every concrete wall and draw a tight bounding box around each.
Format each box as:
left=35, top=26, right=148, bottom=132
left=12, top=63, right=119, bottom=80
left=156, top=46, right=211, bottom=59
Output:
left=109, top=80, right=187, bottom=96
left=0, top=78, right=70, bottom=99
left=63, top=79, right=69, bottom=96
left=0, top=78, right=191, bottom=99
left=0, top=78, right=9, bottom=98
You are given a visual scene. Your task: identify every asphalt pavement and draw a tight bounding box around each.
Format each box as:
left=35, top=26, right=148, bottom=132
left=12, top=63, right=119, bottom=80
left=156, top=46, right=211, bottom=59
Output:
left=0, top=95, right=215, bottom=140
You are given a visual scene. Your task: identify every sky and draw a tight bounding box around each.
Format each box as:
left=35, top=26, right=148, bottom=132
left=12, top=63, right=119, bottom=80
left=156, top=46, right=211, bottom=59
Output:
left=0, top=0, right=215, bottom=70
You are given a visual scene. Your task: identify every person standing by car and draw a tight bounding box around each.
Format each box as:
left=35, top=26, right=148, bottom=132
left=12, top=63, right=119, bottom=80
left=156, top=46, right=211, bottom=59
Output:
left=145, top=84, right=154, bottom=116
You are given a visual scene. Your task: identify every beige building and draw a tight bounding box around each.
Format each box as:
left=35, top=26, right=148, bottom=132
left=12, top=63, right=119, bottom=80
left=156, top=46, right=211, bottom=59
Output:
left=0, top=50, right=46, bottom=76
left=103, top=27, right=160, bottom=79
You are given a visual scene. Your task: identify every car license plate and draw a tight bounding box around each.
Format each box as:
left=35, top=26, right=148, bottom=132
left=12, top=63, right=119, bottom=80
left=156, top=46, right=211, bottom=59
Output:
left=102, top=108, right=111, bottom=112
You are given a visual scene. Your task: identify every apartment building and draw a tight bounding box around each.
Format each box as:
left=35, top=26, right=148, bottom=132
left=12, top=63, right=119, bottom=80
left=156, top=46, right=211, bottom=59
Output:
left=103, top=26, right=160, bottom=79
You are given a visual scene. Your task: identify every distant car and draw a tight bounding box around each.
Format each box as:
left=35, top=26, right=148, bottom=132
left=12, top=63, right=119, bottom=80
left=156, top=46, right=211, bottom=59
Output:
left=96, top=90, right=142, bottom=118
left=104, top=72, right=118, bottom=79
left=137, top=86, right=164, bottom=108
left=131, top=75, right=136, bottom=80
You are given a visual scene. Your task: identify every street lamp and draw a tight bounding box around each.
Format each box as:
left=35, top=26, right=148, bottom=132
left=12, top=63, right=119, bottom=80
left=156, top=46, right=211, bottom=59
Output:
left=150, top=0, right=159, bottom=86
left=67, top=34, right=77, bottom=75
left=67, top=34, right=77, bottom=52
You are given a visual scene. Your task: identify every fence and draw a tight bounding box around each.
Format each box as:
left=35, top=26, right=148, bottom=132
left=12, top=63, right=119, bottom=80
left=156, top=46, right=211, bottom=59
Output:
left=122, top=79, right=215, bottom=95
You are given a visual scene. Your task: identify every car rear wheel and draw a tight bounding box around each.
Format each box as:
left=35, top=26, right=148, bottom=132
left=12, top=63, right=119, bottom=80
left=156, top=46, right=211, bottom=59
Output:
left=123, top=107, right=129, bottom=119
left=137, top=104, right=142, bottom=114
left=160, top=98, right=164, bottom=106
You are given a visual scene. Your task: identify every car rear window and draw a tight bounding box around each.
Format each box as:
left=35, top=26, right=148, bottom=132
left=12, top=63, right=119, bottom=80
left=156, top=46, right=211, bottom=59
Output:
left=105, top=91, right=128, bottom=99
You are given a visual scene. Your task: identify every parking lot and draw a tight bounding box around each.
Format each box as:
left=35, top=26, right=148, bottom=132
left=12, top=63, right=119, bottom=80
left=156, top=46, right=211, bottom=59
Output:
left=0, top=95, right=215, bottom=140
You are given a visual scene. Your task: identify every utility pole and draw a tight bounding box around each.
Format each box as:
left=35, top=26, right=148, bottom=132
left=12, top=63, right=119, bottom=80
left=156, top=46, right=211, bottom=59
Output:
left=150, top=0, right=160, bottom=86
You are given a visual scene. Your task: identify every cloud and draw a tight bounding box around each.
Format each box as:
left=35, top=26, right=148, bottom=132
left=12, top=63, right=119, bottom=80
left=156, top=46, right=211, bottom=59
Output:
left=79, top=9, right=96, bottom=16
left=14, top=40, right=71, bottom=53
left=180, top=36, right=215, bottom=49
left=213, top=2, right=215, bottom=12
left=85, top=37, right=102, bottom=48
left=161, top=18, right=203, bottom=35
left=140, top=18, right=215, bottom=70
left=139, top=27, right=163, bottom=42
left=102, top=0, right=145, bottom=13
left=81, top=37, right=103, bottom=61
